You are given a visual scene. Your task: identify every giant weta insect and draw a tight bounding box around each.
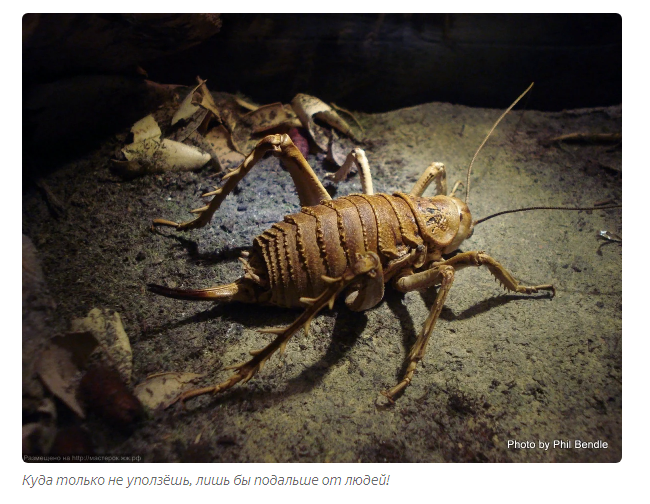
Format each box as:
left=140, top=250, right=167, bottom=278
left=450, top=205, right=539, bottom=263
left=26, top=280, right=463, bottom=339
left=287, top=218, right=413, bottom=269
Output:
left=149, top=85, right=619, bottom=405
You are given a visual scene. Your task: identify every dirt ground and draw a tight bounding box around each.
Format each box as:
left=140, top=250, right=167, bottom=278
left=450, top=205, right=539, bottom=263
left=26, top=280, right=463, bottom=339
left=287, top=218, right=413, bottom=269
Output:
left=22, top=99, right=621, bottom=463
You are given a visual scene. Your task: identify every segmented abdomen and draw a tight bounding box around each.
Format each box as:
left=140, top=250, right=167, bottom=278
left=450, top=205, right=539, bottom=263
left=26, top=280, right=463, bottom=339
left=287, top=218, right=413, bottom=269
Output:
left=253, top=193, right=424, bottom=308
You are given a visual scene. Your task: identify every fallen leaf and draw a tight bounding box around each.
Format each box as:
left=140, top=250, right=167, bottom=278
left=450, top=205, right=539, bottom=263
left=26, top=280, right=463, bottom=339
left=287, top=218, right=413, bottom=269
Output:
left=326, top=130, right=356, bottom=167
left=71, top=308, right=133, bottom=385
left=205, top=125, right=245, bottom=169
left=211, top=92, right=243, bottom=133
left=131, top=114, right=162, bottom=143
left=80, top=366, right=142, bottom=429
left=171, top=81, right=202, bottom=125
left=35, top=332, right=99, bottom=418
left=291, top=94, right=362, bottom=151
left=168, top=108, right=209, bottom=143
left=193, top=78, right=222, bottom=122
left=330, top=102, right=365, bottom=139
left=134, top=372, right=205, bottom=410
left=120, top=137, right=211, bottom=175
left=233, top=95, right=260, bottom=111
left=231, top=103, right=300, bottom=154
left=22, top=397, right=57, bottom=455
left=288, top=127, right=310, bottom=159
left=291, top=94, right=332, bottom=151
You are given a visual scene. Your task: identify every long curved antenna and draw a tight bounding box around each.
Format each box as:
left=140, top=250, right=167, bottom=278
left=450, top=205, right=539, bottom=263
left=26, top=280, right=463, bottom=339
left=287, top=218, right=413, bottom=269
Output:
left=465, top=82, right=535, bottom=204
left=473, top=204, right=621, bottom=227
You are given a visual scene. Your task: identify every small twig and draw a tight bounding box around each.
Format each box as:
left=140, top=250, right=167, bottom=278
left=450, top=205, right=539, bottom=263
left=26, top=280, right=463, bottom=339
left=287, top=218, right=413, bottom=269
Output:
left=598, top=230, right=622, bottom=243
left=330, top=102, right=365, bottom=138
left=542, top=132, right=622, bottom=146
left=233, top=96, right=259, bottom=111
left=35, top=178, right=66, bottom=218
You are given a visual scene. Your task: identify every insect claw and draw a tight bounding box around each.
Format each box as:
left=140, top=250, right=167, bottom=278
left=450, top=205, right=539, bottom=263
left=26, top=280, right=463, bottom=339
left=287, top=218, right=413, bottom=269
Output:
left=380, top=390, right=396, bottom=404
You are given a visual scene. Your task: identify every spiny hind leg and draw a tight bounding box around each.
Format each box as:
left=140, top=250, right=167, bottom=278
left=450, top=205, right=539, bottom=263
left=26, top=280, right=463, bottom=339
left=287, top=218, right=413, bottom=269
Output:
left=168, top=252, right=382, bottom=406
left=442, top=251, right=555, bottom=296
left=152, top=133, right=331, bottom=231
left=382, top=264, right=455, bottom=402
left=324, top=147, right=374, bottom=194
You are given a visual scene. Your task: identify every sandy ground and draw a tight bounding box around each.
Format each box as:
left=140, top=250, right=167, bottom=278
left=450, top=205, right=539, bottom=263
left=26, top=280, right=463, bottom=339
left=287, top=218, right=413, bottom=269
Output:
left=23, top=100, right=621, bottom=462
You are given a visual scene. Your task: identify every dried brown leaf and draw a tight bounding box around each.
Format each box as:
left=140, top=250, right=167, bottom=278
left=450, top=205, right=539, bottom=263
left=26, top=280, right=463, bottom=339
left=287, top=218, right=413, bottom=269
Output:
left=205, top=125, right=245, bottom=169
left=120, top=137, right=211, bottom=175
left=211, top=92, right=243, bottom=133
left=233, top=95, right=260, bottom=111
left=131, top=114, right=162, bottom=143
left=330, top=102, right=364, bottom=139
left=326, top=130, right=351, bottom=167
left=71, top=308, right=133, bottom=385
left=80, top=366, right=143, bottom=429
left=291, top=94, right=362, bottom=150
left=171, top=81, right=202, bottom=125
left=168, top=108, right=209, bottom=143
left=35, top=332, right=99, bottom=418
left=291, top=94, right=331, bottom=151
left=134, top=372, right=205, bottom=410
left=194, top=78, right=222, bottom=123
left=231, top=103, right=300, bottom=154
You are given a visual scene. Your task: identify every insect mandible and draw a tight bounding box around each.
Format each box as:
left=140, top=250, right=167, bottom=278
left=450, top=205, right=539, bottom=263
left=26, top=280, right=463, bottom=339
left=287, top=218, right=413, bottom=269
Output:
left=149, top=84, right=619, bottom=405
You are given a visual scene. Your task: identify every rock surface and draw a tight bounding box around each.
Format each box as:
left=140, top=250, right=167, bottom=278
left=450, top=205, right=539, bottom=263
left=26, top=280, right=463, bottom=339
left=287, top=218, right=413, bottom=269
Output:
left=22, top=100, right=621, bottom=462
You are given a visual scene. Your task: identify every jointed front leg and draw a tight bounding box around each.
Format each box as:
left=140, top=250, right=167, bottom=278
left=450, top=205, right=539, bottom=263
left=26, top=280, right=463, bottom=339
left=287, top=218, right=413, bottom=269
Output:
left=382, top=248, right=554, bottom=402
left=383, top=265, right=455, bottom=402
left=442, top=251, right=555, bottom=296
left=152, top=134, right=331, bottom=231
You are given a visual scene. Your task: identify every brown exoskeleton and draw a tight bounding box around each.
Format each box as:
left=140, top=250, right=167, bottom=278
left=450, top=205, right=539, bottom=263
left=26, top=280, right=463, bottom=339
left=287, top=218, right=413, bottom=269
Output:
left=149, top=84, right=619, bottom=405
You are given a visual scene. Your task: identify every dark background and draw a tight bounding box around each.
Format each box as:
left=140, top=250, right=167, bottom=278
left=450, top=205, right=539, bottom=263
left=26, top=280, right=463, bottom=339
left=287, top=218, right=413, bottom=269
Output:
left=23, top=13, right=621, bottom=160
left=148, top=13, right=622, bottom=112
